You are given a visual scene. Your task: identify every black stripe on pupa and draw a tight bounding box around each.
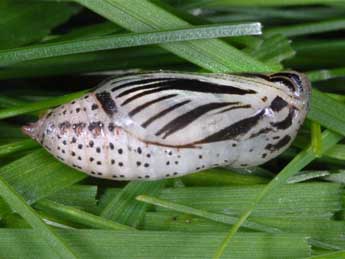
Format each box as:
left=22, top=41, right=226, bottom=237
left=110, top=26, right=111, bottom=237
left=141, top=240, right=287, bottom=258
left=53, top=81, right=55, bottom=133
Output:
left=141, top=100, right=191, bottom=128
left=194, top=109, right=266, bottom=144
left=120, top=78, right=257, bottom=106
left=129, top=94, right=177, bottom=117
left=155, top=102, right=238, bottom=139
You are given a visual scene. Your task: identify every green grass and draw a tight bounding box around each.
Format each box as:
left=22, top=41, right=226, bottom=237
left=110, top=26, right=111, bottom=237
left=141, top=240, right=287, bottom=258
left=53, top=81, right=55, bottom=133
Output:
left=0, top=0, right=345, bottom=258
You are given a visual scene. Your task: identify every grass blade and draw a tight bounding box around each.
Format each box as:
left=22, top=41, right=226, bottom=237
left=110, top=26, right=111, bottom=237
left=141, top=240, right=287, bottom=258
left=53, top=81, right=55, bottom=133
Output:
left=0, top=23, right=262, bottom=66
left=307, top=67, right=345, bottom=82
left=35, top=199, right=134, bottom=231
left=137, top=195, right=281, bottom=233
left=266, top=18, right=345, bottom=37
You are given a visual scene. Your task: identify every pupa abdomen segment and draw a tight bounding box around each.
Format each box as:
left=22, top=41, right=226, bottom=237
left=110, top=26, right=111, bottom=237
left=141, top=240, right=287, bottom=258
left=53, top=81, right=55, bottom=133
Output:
left=23, top=71, right=311, bottom=180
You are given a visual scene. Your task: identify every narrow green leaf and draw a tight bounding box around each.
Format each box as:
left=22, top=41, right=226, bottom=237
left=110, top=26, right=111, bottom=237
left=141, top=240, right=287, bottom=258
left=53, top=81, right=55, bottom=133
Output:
left=136, top=194, right=281, bottom=233
left=266, top=18, right=345, bottom=37
left=181, top=167, right=269, bottom=186
left=287, top=170, right=330, bottom=184
left=307, top=67, right=345, bottom=82
left=35, top=199, right=135, bottom=231
left=159, top=182, right=343, bottom=218
left=311, top=122, right=322, bottom=157
left=0, top=23, right=262, bottom=66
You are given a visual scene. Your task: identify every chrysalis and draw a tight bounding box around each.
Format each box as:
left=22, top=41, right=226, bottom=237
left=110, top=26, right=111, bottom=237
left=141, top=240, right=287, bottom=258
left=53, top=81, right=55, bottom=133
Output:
left=22, top=71, right=311, bottom=180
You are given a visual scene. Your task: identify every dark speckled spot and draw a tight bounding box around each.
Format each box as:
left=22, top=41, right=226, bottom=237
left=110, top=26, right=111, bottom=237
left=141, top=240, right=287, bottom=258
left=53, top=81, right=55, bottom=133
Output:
left=96, top=91, right=117, bottom=116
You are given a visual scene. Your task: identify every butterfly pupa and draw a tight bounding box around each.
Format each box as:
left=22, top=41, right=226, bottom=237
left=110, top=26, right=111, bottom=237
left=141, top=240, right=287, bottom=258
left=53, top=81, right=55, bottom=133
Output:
left=22, top=71, right=311, bottom=180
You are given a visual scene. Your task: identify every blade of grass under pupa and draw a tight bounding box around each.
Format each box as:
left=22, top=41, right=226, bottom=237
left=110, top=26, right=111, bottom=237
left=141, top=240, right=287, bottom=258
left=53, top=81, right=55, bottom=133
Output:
left=136, top=194, right=281, bottom=233
left=145, top=212, right=345, bottom=250
left=35, top=199, right=134, bottom=231
left=99, top=181, right=165, bottom=227
left=158, top=182, right=343, bottom=218
left=0, top=23, right=262, bottom=66
left=181, top=168, right=269, bottom=186
left=0, top=229, right=311, bottom=259
left=287, top=170, right=331, bottom=183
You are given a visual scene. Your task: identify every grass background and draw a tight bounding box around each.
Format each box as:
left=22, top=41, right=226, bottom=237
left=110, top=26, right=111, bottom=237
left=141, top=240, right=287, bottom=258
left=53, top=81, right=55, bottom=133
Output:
left=0, top=0, right=345, bottom=258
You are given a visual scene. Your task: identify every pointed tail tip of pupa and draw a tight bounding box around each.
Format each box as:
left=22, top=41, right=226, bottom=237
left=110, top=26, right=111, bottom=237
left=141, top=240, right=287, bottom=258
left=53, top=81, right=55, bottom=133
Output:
left=21, top=123, right=38, bottom=139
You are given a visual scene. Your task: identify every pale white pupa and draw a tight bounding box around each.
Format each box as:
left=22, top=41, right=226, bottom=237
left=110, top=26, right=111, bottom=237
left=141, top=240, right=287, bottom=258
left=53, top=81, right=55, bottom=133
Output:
left=22, top=71, right=311, bottom=180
